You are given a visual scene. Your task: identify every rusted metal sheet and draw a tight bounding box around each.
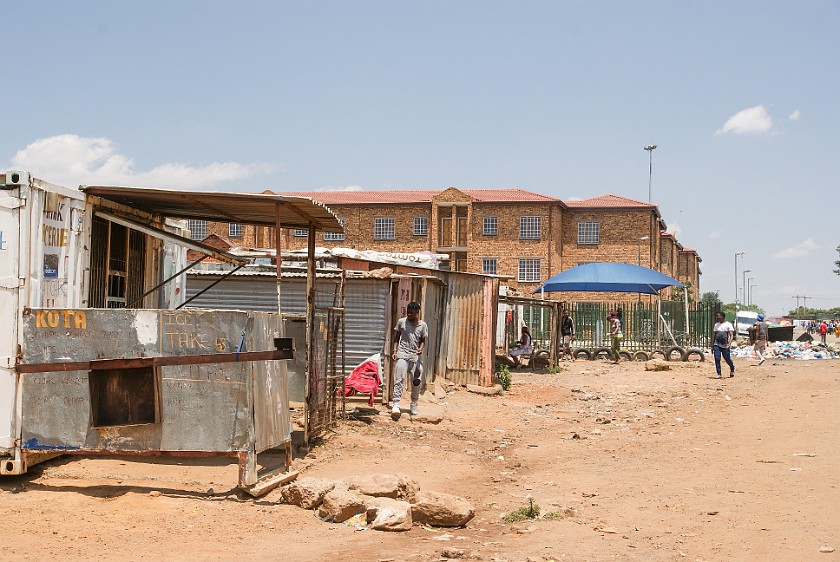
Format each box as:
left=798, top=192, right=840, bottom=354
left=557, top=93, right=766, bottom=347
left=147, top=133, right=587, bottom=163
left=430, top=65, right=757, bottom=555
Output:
left=18, top=308, right=288, bottom=463
left=479, top=278, right=498, bottom=386
left=441, top=274, right=486, bottom=386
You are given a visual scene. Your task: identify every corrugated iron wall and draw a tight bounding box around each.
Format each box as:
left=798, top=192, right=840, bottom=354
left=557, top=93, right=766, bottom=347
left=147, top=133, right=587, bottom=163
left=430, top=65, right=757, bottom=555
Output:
left=440, top=273, right=486, bottom=386
left=185, top=275, right=389, bottom=375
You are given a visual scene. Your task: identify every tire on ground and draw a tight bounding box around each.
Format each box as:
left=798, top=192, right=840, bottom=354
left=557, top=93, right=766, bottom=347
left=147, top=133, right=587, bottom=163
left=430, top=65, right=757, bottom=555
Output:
left=592, top=347, right=612, bottom=360
left=573, top=348, right=592, bottom=360
left=632, top=350, right=650, bottom=362
left=618, top=351, right=632, bottom=361
left=665, top=346, right=687, bottom=362
left=532, top=350, right=550, bottom=368
left=649, top=349, right=666, bottom=360
left=685, top=347, right=706, bottom=362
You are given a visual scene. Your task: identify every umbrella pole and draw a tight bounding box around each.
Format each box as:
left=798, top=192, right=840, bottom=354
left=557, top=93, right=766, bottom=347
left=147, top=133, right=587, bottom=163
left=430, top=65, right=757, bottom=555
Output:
left=656, top=296, right=662, bottom=349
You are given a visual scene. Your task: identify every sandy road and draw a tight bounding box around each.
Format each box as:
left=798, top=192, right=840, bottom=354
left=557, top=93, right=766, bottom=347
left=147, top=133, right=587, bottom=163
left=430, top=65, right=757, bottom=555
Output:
left=1, top=356, right=838, bottom=561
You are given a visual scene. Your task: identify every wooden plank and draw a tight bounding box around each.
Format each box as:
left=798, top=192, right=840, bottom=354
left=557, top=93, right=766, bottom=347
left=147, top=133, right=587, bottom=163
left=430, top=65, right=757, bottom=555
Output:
left=17, top=349, right=295, bottom=374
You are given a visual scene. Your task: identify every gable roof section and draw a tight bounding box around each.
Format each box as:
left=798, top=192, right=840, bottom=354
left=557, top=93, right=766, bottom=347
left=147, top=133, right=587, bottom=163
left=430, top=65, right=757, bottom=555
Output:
left=271, top=188, right=561, bottom=205
left=563, top=194, right=655, bottom=209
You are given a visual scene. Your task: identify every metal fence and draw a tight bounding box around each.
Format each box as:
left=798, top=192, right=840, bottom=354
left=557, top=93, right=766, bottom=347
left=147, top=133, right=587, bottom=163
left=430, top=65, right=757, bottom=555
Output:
left=498, top=298, right=717, bottom=357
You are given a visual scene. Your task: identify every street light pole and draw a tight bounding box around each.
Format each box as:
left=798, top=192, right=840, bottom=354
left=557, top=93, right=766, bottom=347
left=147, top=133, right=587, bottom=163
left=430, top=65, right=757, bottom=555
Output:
left=742, top=269, right=751, bottom=307
left=644, top=145, right=657, bottom=203
left=749, top=282, right=756, bottom=306
left=734, top=252, right=745, bottom=317
left=746, top=276, right=754, bottom=305
left=637, top=235, right=650, bottom=266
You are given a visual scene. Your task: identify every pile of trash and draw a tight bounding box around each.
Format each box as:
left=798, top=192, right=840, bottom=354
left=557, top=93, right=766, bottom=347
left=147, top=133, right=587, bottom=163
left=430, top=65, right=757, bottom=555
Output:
left=730, top=341, right=840, bottom=360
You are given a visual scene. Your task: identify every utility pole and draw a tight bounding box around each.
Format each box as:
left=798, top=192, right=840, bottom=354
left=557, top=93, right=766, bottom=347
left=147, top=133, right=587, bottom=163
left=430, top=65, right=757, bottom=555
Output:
left=644, top=145, right=657, bottom=203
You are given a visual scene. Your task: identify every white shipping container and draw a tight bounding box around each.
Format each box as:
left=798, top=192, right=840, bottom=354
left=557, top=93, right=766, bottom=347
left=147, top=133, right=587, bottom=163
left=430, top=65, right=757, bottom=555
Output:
left=0, top=175, right=88, bottom=460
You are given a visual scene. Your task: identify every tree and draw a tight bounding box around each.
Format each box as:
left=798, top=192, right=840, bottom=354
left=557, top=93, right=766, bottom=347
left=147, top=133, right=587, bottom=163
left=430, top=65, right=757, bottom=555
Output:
left=671, top=281, right=694, bottom=303
left=700, top=291, right=722, bottom=307
left=834, top=245, right=840, bottom=275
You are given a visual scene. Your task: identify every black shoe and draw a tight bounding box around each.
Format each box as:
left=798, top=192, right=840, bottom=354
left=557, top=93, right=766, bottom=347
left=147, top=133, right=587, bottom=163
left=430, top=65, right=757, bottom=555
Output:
left=729, top=372, right=735, bottom=378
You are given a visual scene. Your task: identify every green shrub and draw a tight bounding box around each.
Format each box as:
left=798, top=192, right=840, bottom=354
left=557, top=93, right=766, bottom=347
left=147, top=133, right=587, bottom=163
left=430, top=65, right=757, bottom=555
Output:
left=504, top=497, right=540, bottom=523
left=495, top=363, right=512, bottom=391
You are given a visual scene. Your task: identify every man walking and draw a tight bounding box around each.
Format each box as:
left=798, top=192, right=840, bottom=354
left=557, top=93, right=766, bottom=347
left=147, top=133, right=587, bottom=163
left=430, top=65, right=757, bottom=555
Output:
left=608, top=311, right=622, bottom=364
left=754, top=313, right=769, bottom=365
left=560, top=309, right=576, bottom=362
left=391, top=301, right=428, bottom=419
left=819, top=320, right=828, bottom=344
left=713, top=311, right=736, bottom=378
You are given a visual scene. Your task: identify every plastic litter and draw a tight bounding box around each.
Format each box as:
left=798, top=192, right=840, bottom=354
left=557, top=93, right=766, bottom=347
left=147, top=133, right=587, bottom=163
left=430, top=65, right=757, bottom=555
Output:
left=725, top=340, right=839, bottom=361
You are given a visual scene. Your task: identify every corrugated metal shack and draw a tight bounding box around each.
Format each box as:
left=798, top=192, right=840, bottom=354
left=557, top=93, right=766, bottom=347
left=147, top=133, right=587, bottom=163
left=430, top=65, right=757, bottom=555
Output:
left=185, top=249, right=500, bottom=408
left=1, top=173, right=341, bottom=493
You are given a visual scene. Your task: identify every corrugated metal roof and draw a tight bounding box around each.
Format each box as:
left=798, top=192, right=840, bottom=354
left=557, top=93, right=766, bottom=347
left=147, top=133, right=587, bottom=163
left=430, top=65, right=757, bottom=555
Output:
left=272, top=188, right=561, bottom=205
left=187, top=269, right=343, bottom=279
left=564, top=194, right=655, bottom=209
left=80, top=185, right=343, bottom=231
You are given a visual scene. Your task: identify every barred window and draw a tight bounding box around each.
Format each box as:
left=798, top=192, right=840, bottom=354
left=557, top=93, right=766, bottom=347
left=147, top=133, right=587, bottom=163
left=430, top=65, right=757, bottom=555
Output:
left=518, top=258, right=541, bottom=283
left=324, top=218, right=345, bottom=241
left=577, top=221, right=600, bottom=244
left=483, top=216, right=498, bottom=236
left=482, top=258, right=497, bottom=275
left=188, top=219, right=207, bottom=241
left=374, top=217, right=395, bottom=240
left=228, top=223, right=243, bottom=238
left=293, top=229, right=308, bottom=237
left=519, top=216, right=541, bottom=240
left=413, top=216, right=428, bottom=236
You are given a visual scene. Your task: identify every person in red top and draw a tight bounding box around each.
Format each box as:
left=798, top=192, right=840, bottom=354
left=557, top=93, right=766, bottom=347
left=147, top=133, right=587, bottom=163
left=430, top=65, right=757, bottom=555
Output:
left=819, top=321, right=828, bottom=344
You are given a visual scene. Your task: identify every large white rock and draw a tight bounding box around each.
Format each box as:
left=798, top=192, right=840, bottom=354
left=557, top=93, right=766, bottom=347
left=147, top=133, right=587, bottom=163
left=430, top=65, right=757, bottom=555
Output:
left=366, top=497, right=413, bottom=532
left=411, top=490, right=475, bottom=527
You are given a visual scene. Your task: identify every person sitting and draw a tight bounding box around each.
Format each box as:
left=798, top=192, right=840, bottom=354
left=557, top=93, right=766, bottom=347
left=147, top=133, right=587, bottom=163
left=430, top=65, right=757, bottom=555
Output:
left=509, top=326, right=533, bottom=367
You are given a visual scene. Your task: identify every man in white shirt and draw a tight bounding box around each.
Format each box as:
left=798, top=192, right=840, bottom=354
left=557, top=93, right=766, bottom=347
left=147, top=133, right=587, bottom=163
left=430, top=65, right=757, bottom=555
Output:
left=712, top=311, right=736, bottom=379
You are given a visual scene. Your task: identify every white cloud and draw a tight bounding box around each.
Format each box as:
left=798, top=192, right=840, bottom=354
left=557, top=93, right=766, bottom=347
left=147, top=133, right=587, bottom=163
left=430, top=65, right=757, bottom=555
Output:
left=8, top=134, right=273, bottom=190
left=788, top=109, right=801, bottom=121
left=716, top=105, right=773, bottom=135
left=665, top=222, right=682, bottom=238
left=772, top=239, right=817, bottom=258
left=708, top=230, right=722, bottom=239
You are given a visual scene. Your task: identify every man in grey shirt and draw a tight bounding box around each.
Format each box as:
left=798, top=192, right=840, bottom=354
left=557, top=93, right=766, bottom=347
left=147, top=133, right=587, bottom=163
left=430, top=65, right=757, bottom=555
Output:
left=391, top=301, right=428, bottom=419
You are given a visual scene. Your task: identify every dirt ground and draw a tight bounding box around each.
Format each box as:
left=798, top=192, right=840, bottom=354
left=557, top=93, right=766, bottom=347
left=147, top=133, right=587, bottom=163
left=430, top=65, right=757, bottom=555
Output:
left=2, top=351, right=838, bottom=561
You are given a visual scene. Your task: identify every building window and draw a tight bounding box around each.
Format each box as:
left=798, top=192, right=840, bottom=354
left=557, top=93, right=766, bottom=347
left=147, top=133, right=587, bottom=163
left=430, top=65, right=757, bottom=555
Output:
left=188, top=219, right=207, bottom=241
left=228, top=223, right=243, bottom=238
left=413, top=216, right=428, bottom=236
left=518, top=258, right=541, bottom=283
left=293, top=229, right=308, bottom=237
left=577, top=221, right=600, bottom=244
left=483, top=216, right=498, bottom=236
left=482, top=258, right=497, bottom=275
left=374, top=217, right=395, bottom=240
left=519, top=216, right=541, bottom=240
left=323, top=218, right=345, bottom=241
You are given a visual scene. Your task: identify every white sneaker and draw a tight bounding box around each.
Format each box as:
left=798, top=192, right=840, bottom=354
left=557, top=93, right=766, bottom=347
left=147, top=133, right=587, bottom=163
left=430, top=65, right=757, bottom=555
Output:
left=391, top=404, right=401, bottom=420
left=410, top=402, right=418, bottom=415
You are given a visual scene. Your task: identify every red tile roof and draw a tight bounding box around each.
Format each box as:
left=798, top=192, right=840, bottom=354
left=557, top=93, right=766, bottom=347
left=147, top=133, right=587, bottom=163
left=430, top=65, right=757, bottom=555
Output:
left=270, top=188, right=561, bottom=205
left=564, top=194, right=655, bottom=209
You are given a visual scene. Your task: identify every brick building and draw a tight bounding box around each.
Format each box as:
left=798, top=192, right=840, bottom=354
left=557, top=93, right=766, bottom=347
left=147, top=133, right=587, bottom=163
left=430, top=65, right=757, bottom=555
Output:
left=192, top=187, right=701, bottom=299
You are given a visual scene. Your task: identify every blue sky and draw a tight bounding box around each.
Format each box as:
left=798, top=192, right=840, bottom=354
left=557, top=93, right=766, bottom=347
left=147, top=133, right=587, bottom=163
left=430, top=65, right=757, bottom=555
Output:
left=3, top=1, right=838, bottom=315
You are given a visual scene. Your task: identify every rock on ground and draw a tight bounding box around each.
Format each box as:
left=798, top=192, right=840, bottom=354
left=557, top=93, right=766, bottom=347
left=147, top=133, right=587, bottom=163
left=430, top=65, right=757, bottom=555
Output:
left=345, top=473, right=419, bottom=502
left=411, top=490, right=475, bottom=527
left=317, top=486, right=370, bottom=523
left=281, top=477, right=336, bottom=509
left=365, top=497, right=413, bottom=532
left=644, top=359, right=671, bottom=371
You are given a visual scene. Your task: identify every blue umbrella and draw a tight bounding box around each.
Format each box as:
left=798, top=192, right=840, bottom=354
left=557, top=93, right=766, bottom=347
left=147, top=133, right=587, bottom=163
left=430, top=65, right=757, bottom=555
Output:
left=534, top=262, right=684, bottom=295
